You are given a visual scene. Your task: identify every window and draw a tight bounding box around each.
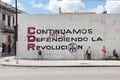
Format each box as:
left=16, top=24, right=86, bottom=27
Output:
left=13, top=16, right=15, bottom=25
left=2, top=13, right=6, bottom=21
left=8, top=15, right=11, bottom=26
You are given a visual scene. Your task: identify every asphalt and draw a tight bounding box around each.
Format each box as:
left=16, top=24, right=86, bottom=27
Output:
left=1, top=56, right=120, bottom=67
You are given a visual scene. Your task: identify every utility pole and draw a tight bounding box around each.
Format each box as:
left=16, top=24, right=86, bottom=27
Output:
left=15, top=0, right=18, bottom=64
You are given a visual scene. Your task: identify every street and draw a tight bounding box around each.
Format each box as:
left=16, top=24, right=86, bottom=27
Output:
left=0, top=66, right=120, bottom=80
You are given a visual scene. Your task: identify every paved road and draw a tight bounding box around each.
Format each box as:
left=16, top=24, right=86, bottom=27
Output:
left=0, top=66, right=120, bottom=80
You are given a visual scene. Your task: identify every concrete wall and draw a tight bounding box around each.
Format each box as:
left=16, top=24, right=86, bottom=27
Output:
left=18, top=14, right=120, bottom=60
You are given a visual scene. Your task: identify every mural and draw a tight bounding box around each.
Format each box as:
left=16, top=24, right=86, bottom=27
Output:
left=17, top=14, right=120, bottom=60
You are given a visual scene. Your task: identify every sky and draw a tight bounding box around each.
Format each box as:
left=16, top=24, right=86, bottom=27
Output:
left=1, top=0, right=120, bottom=14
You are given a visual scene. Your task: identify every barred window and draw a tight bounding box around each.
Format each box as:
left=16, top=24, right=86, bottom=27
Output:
left=8, top=15, right=11, bottom=26
left=2, top=13, right=6, bottom=21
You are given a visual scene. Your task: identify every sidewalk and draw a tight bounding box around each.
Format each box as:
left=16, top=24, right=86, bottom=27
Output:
left=1, top=56, right=120, bottom=67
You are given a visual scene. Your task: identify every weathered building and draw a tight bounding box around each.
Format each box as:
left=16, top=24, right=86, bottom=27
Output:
left=0, top=1, right=23, bottom=55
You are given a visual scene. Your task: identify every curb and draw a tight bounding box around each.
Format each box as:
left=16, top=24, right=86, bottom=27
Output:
left=1, top=64, right=120, bottom=67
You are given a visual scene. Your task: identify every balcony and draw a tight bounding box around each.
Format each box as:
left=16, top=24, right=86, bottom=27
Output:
left=0, top=22, right=15, bottom=33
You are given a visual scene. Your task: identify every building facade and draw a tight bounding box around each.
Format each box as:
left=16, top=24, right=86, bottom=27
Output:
left=0, top=1, right=23, bottom=55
